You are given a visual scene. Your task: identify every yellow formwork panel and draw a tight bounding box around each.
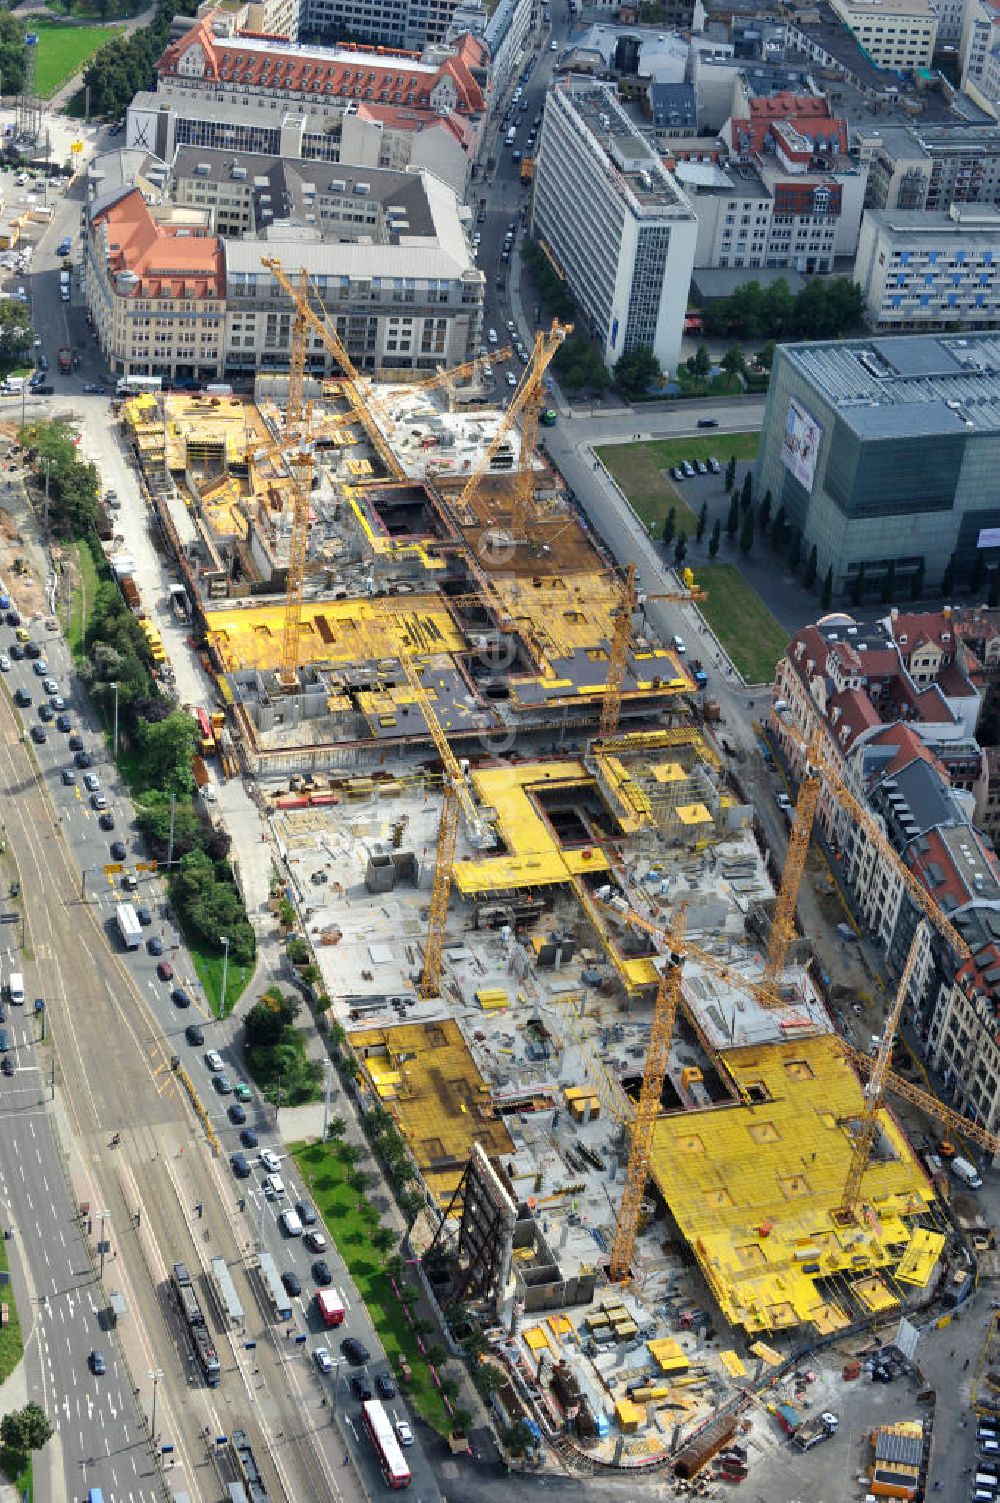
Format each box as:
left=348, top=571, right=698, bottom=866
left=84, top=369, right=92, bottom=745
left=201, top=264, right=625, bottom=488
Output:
left=523, top=1326, right=550, bottom=1353
left=895, top=1227, right=945, bottom=1287
left=205, top=597, right=465, bottom=673
left=648, top=1337, right=689, bottom=1373
left=676, top=801, right=712, bottom=826
left=649, top=1035, right=934, bottom=1335
left=347, top=1019, right=514, bottom=1203
left=719, top=1350, right=747, bottom=1379
left=853, top=1276, right=899, bottom=1314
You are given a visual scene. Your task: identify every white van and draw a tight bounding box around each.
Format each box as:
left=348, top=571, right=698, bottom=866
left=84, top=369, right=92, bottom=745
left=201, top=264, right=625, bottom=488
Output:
left=279, top=1209, right=303, bottom=1237
left=8, top=972, right=24, bottom=1005
left=505, top=127, right=516, bottom=146
left=263, top=1174, right=285, bottom=1199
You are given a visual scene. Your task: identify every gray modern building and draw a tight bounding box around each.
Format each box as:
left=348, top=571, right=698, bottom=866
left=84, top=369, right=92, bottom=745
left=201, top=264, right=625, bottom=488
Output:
left=754, top=333, right=1000, bottom=597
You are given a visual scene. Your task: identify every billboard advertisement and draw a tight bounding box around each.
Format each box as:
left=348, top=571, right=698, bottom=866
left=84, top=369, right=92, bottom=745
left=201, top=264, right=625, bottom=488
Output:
left=977, top=527, right=1000, bottom=549
left=780, top=396, right=823, bottom=494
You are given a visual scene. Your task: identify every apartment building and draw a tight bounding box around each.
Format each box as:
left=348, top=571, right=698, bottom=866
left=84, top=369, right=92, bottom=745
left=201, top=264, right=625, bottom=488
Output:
left=858, top=122, right=1000, bottom=214
left=677, top=93, right=867, bottom=271
left=87, top=188, right=226, bottom=382
left=189, top=0, right=299, bottom=42
left=444, top=0, right=531, bottom=97
left=532, top=78, right=697, bottom=373
left=770, top=609, right=1000, bottom=1129
left=961, top=0, right=1000, bottom=95
left=855, top=204, right=1000, bottom=330
left=829, top=0, right=938, bottom=69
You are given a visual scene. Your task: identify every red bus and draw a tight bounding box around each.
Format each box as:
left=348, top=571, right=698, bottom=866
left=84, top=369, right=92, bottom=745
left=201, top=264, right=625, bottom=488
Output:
left=361, top=1399, right=411, bottom=1489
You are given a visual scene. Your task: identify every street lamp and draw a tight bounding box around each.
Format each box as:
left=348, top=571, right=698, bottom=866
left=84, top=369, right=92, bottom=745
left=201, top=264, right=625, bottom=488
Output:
left=147, top=1368, right=163, bottom=1445
left=111, top=681, right=119, bottom=759
left=219, top=935, right=229, bottom=1020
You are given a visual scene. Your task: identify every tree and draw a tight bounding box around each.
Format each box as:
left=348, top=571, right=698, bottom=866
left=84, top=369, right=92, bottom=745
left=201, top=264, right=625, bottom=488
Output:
left=554, top=335, right=610, bottom=393
left=850, top=562, right=866, bottom=607
left=726, top=492, right=739, bottom=539
left=820, top=565, right=833, bottom=610
left=326, top=1114, right=347, bottom=1140
left=399, top=1186, right=425, bottom=1224
left=803, top=544, right=818, bottom=590
left=662, top=505, right=675, bottom=546
left=757, top=339, right=776, bottom=371
left=473, top=1363, right=505, bottom=1398
left=136, top=712, right=199, bottom=797
left=880, top=560, right=897, bottom=604
left=725, top=455, right=737, bottom=493
left=692, top=344, right=711, bottom=377
left=739, top=470, right=753, bottom=512
left=613, top=345, right=661, bottom=396
left=439, top=1375, right=461, bottom=1402
left=245, top=990, right=299, bottom=1048
left=372, top=1224, right=397, bottom=1257
left=942, top=551, right=957, bottom=596
left=0, top=1402, right=52, bottom=1454
left=696, top=501, right=707, bottom=544
left=347, top=1168, right=371, bottom=1198
left=451, top=1407, right=474, bottom=1436
left=739, top=508, right=754, bottom=556
left=787, top=530, right=802, bottom=573
left=708, top=518, right=720, bottom=559
left=910, top=557, right=925, bottom=602
left=770, top=504, right=786, bottom=553
left=336, top=1140, right=364, bottom=1167
left=0, top=301, right=31, bottom=364
left=425, top=1343, right=448, bottom=1369
left=673, top=532, right=687, bottom=566
left=757, top=489, right=772, bottom=535
left=721, top=345, right=745, bottom=376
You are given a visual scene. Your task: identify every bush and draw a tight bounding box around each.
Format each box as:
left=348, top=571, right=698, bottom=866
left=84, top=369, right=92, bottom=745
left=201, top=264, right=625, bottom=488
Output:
left=170, top=849, right=255, bottom=966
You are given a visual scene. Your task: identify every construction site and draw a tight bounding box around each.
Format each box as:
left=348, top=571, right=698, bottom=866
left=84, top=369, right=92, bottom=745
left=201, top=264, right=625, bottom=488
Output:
left=115, top=262, right=994, bottom=1489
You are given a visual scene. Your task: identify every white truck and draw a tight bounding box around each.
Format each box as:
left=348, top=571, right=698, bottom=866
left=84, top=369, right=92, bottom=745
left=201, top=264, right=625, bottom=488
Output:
left=953, top=1156, right=983, bottom=1190
left=116, top=903, right=142, bottom=950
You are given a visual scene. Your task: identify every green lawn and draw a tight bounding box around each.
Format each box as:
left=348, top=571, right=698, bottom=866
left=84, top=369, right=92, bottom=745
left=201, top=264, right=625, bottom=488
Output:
left=293, top=1140, right=451, bottom=1434
left=67, top=538, right=99, bottom=655
left=33, top=21, right=124, bottom=98
left=697, top=564, right=788, bottom=685
left=596, top=431, right=760, bottom=538
left=181, top=928, right=251, bottom=1018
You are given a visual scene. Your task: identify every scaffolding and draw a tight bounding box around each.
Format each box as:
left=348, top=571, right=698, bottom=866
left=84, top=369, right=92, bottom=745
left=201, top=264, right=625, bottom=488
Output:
left=16, top=33, right=41, bottom=144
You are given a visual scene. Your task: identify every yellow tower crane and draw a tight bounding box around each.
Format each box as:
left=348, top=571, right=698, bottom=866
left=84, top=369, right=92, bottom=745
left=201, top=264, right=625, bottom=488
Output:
left=416, top=349, right=513, bottom=395
left=262, top=257, right=405, bottom=482
left=394, top=651, right=494, bottom=998
left=457, top=319, right=571, bottom=537
left=762, top=729, right=823, bottom=988
left=608, top=911, right=686, bottom=1283
left=598, top=569, right=707, bottom=740
left=837, top=922, right=926, bottom=1221
left=843, top=1038, right=1000, bottom=1156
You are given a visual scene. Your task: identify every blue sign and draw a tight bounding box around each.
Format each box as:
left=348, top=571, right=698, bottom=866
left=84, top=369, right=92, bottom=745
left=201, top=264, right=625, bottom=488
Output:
left=611, top=317, right=619, bottom=349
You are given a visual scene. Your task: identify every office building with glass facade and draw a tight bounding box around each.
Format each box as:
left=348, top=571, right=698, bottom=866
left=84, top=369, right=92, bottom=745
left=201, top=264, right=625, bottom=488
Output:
left=754, top=333, right=1000, bottom=599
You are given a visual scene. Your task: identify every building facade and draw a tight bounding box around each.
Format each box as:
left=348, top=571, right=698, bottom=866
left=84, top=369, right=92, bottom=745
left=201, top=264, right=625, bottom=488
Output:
left=754, top=333, right=1000, bottom=598
left=87, top=151, right=483, bottom=378
left=858, top=122, right=1000, bottom=216
left=677, top=92, right=867, bottom=271
left=87, top=188, right=226, bottom=382
left=829, top=0, right=937, bottom=69
left=854, top=204, right=1000, bottom=330
left=532, top=78, right=697, bottom=373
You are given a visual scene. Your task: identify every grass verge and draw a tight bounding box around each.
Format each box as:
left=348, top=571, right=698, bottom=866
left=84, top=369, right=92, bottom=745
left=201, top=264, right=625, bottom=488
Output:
left=0, top=1233, right=23, bottom=1384
left=292, top=1140, right=451, bottom=1434
left=177, top=922, right=251, bottom=1018
left=34, top=21, right=124, bottom=97
left=67, top=538, right=99, bottom=655
left=696, top=563, right=788, bottom=684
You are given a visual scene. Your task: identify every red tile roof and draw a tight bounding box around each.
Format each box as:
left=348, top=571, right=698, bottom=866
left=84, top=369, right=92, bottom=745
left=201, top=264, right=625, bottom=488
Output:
left=886, top=611, right=956, bottom=658
left=866, top=723, right=943, bottom=779
left=159, top=15, right=485, bottom=115
left=729, top=93, right=848, bottom=156
left=827, top=687, right=881, bottom=751
left=93, top=189, right=223, bottom=300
